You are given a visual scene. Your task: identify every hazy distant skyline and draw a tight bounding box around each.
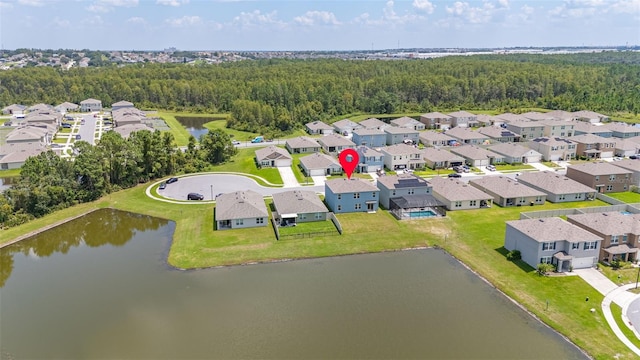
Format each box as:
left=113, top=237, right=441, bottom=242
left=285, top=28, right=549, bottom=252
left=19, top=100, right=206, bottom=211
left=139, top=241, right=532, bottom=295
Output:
left=1, top=0, right=638, bottom=51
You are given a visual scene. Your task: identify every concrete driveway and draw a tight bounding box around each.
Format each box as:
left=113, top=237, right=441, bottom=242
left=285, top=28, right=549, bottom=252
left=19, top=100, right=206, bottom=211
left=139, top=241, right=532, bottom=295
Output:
left=277, top=167, right=300, bottom=188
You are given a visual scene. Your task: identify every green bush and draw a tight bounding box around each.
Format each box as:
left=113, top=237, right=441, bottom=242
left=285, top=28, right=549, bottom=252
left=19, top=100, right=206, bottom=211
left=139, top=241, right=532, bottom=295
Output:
left=506, top=250, right=522, bottom=261
left=537, top=263, right=555, bottom=276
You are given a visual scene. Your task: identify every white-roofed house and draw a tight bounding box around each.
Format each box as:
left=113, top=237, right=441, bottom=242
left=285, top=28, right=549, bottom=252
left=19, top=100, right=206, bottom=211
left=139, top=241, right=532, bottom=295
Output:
left=80, top=98, right=102, bottom=112
left=215, top=190, right=268, bottom=230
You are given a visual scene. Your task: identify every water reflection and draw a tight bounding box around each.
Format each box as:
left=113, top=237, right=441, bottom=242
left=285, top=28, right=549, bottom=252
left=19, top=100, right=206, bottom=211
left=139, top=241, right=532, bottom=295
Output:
left=0, top=209, right=165, bottom=287
left=174, top=116, right=222, bottom=140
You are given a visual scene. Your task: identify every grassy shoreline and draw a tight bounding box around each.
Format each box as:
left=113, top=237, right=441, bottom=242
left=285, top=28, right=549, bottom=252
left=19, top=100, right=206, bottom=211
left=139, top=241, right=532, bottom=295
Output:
left=0, top=177, right=636, bottom=358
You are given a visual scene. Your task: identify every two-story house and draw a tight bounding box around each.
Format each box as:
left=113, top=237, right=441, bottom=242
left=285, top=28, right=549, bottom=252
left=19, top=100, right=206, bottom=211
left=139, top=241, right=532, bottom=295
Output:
left=382, top=144, right=425, bottom=170
left=447, top=111, right=477, bottom=128
left=542, top=120, right=575, bottom=137
left=359, top=118, right=389, bottom=130
left=357, top=146, right=384, bottom=173
left=505, top=120, right=545, bottom=140
left=570, top=134, right=617, bottom=159
left=324, top=178, right=380, bottom=213
left=317, top=134, right=356, bottom=155
left=527, top=137, right=577, bottom=161
left=572, top=121, right=613, bottom=138
left=80, top=98, right=102, bottom=112
left=419, top=112, right=452, bottom=130
left=384, top=127, right=419, bottom=145
left=352, top=128, right=387, bottom=148
left=566, top=162, right=633, bottom=193
left=377, top=174, right=445, bottom=218
left=567, top=212, right=638, bottom=263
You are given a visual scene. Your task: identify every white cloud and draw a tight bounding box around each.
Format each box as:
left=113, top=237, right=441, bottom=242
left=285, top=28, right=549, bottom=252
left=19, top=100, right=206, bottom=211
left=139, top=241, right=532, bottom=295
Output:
left=165, top=15, right=201, bottom=27
left=497, top=0, right=509, bottom=8
left=82, top=15, right=104, bottom=25
left=294, top=11, right=340, bottom=26
left=609, top=0, right=640, bottom=14
left=232, top=10, right=284, bottom=28
left=87, top=4, right=110, bottom=12
left=412, top=0, right=435, bottom=14
left=52, top=16, right=70, bottom=28
left=156, top=0, right=189, bottom=6
left=0, top=1, right=14, bottom=9
left=18, top=0, right=45, bottom=6
left=549, top=0, right=609, bottom=18
left=445, top=1, right=496, bottom=24
left=127, top=16, right=147, bottom=24
left=98, top=0, right=138, bottom=6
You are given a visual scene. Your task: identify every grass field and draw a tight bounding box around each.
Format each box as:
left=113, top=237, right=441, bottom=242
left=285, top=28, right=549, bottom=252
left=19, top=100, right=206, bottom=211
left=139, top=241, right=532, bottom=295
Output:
left=208, top=147, right=283, bottom=185
left=495, top=163, right=536, bottom=171
left=606, top=192, right=640, bottom=204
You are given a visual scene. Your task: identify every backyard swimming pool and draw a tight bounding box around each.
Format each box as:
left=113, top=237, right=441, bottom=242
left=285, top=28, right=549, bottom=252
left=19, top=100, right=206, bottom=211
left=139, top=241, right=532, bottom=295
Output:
left=409, top=210, right=437, bottom=218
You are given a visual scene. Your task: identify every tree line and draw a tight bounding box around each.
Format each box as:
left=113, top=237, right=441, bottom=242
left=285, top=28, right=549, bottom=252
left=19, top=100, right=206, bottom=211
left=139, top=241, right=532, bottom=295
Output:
left=0, top=129, right=236, bottom=228
left=1, top=53, right=639, bottom=136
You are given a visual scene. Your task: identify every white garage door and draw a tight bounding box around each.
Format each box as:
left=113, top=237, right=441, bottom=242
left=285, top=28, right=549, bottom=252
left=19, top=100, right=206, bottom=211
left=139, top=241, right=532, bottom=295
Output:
left=572, top=257, right=595, bottom=269
left=275, top=159, right=292, bottom=167
left=309, top=168, right=325, bottom=176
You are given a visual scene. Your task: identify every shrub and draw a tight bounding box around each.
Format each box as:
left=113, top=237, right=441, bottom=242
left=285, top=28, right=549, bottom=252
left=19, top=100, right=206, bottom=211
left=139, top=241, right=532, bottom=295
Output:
left=537, top=263, right=555, bottom=276
left=506, top=250, right=522, bottom=261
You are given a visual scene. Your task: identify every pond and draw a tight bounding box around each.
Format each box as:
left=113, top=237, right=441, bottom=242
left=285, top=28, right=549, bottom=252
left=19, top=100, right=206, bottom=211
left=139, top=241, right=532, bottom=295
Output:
left=0, top=209, right=588, bottom=359
left=175, top=116, right=226, bottom=140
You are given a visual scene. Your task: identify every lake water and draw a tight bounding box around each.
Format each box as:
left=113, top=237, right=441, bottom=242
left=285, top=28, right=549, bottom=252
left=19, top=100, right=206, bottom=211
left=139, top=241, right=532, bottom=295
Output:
left=175, top=116, right=224, bottom=140
left=0, top=209, right=588, bottom=359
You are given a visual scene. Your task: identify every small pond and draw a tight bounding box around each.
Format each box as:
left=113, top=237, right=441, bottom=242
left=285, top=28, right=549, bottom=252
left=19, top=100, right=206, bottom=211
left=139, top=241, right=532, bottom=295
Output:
left=175, top=116, right=226, bottom=140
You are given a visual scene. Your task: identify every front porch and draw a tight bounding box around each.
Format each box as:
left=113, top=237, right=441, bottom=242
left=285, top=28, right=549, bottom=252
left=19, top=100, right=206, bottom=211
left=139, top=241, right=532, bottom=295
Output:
left=603, top=244, right=638, bottom=263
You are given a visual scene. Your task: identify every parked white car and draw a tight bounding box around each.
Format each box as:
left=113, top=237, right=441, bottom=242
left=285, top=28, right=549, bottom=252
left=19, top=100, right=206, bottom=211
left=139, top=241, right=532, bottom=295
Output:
left=486, top=165, right=496, bottom=171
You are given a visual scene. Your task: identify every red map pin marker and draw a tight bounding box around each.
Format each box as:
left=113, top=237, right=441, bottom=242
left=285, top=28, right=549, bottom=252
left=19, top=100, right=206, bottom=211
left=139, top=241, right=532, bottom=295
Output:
left=338, top=148, right=359, bottom=180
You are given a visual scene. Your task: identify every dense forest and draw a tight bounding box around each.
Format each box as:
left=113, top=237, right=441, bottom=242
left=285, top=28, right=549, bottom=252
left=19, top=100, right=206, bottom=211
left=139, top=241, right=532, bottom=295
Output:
left=0, top=129, right=236, bottom=228
left=1, top=53, right=639, bottom=135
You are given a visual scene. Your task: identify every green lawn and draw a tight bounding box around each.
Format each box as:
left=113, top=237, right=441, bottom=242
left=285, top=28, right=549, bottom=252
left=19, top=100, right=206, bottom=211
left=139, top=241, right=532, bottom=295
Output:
left=542, top=161, right=562, bottom=168
left=155, top=111, right=196, bottom=146
left=610, top=303, right=640, bottom=349
left=207, top=147, right=283, bottom=185
left=289, top=153, right=315, bottom=186
left=0, top=168, right=20, bottom=177
left=278, top=220, right=338, bottom=237
left=53, top=137, right=68, bottom=144
left=606, top=192, right=640, bottom=204
left=495, top=163, right=535, bottom=171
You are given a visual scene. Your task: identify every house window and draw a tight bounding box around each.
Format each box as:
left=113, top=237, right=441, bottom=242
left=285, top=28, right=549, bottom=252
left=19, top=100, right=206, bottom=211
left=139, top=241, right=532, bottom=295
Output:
left=455, top=201, right=462, bottom=208
left=572, top=243, right=580, bottom=250
left=575, top=193, right=582, bottom=199
left=536, top=196, right=544, bottom=202
left=337, top=194, right=341, bottom=200
left=558, top=195, right=566, bottom=200
left=337, top=205, right=342, bottom=211
left=372, top=192, right=376, bottom=198
left=256, top=218, right=264, bottom=224
left=595, top=176, right=599, bottom=182
left=408, top=189, right=414, bottom=195
left=355, top=203, right=362, bottom=210
left=623, top=234, right=628, bottom=243
left=392, top=190, right=396, bottom=196
left=609, top=175, right=616, bottom=181
left=235, top=219, right=244, bottom=226
left=606, top=185, right=613, bottom=191
left=584, top=241, right=597, bottom=250
left=354, top=192, right=360, bottom=199
left=542, top=242, right=556, bottom=251
left=611, top=235, right=619, bottom=245
left=469, top=200, right=477, bottom=207
left=540, top=256, right=553, bottom=264
left=299, top=214, right=306, bottom=220
left=315, top=213, right=323, bottom=219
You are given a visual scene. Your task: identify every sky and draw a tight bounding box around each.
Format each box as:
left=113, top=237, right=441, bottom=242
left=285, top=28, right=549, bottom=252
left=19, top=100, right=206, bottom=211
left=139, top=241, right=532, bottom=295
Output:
left=0, top=0, right=639, bottom=51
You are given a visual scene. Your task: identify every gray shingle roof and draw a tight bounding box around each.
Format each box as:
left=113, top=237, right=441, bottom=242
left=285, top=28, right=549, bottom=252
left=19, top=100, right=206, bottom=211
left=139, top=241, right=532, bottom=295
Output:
left=488, top=143, right=542, bottom=158
left=469, top=176, right=546, bottom=199
left=429, top=176, right=493, bottom=202
left=377, top=173, right=430, bottom=190
left=299, top=153, right=340, bottom=169
left=80, top=98, right=102, bottom=105
left=317, top=134, right=356, bottom=147
left=353, top=128, right=385, bottom=136
left=478, top=126, right=520, bottom=139
left=215, top=190, right=268, bottom=221
left=445, top=127, right=489, bottom=140
left=325, top=178, right=379, bottom=194
left=382, top=143, right=420, bottom=156
left=359, top=118, right=387, bottom=129
left=285, top=136, right=321, bottom=149
left=390, top=116, right=420, bottom=127
left=612, top=159, right=640, bottom=172
left=572, top=121, right=612, bottom=134
left=507, top=217, right=602, bottom=243
left=529, top=137, right=576, bottom=146
left=604, top=122, right=640, bottom=133
left=567, top=211, right=640, bottom=236
left=570, top=133, right=616, bottom=144
left=421, top=148, right=464, bottom=162
left=447, top=110, right=476, bottom=118
left=305, top=121, right=333, bottom=131
left=255, top=146, right=292, bottom=161
left=450, top=145, right=501, bottom=160
left=517, top=171, right=595, bottom=194
left=419, top=131, right=455, bottom=143
left=421, top=112, right=451, bottom=119
left=384, top=126, right=418, bottom=135
left=272, top=190, right=328, bottom=215
left=567, top=162, right=632, bottom=176
left=332, top=119, right=361, bottom=130
left=112, top=100, right=134, bottom=107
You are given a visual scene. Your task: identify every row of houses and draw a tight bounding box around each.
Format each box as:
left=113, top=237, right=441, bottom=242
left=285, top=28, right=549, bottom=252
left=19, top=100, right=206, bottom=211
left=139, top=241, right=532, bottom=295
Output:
left=2, top=99, right=107, bottom=115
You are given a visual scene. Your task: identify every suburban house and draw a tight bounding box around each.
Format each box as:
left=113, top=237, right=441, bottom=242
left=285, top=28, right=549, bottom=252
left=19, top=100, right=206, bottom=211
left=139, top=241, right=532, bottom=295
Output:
left=566, top=162, right=633, bottom=193
left=5, top=124, right=53, bottom=146
left=324, top=178, right=379, bottom=214
left=476, top=114, right=502, bottom=127
left=112, top=123, right=155, bottom=139
left=450, top=145, right=503, bottom=167
left=285, top=136, right=321, bottom=154
left=356, top=146, right=384, bottom=173
left=299, top=152, right=342, bottom=176
left=382, top=144, right=425, bottom=170
left=494, top=113, right=528, bottom=123
left=80, top=98, right=102, bottom=112
left=111, top=100, right=135, bottom=111
left=25, top=113, right=59, bottom=126
left=447, top=111, right=477, bottom=128
left=528, top=137, right=577, bottom=161
left=572, top=121, right=613, bottom=138
left=272, top=190, right=329, bottom=226
left=2, top=104, right=26, bottom=115
left=488, top=143, right=542, bottom=164
left=604, top=122, right=640, bottom=139
left=114, top=114, right=143, bottom=127
left=377, top=174, right=445, bottom=218
left=359, top=118, right=389, bottom=130
left=516, top=171, right=596, bottom=202
left=542, top=120, right=575, bottom=138
left=477, top=126, right=521, bottom=143
left=332, top=119, right=362, bottom=135
left=305, top=121, right=334, bottom=135
left=28, top=103, right=54, bottom=112
left=384, top=126, right=419, bottom=145
left=419, top=131, right=457, bottom=147
left=420, top=112, right=453, bottom=130
left=572, top=110, right=609, bottom=123
left=504, top=217, right=602, bottom=272
left=545, top=110, right=575, bottom=121
left=54, top=102, right=79, bottom=114
left=611, top=159, right=640, bottom=186
left=444, top=127, right=489, bottom=145
left=567, top=212, right=639, bottom=263
left=421, top=148, right=464, bottom=170
left=255, top=146, right=292, bottom=168
left=505, top=120, right=545, bottom=140
left=570, top=134, right=617, bottom=159
left=429, top=176, right=492, bottom=210
left=352, top=128, right=387, bottom=148
left=469, top=176, right=546, bottom=207
left=0, top=144, right=47, bottom=170
left=391, top=116, right=425, bottom=131
left=317, top=134, right=356, bottom=154
left=521, top=111, right=556, bottom=122
left=215, top=190, right=268, bottom=230
left=614, top=139, right=640, bottom=157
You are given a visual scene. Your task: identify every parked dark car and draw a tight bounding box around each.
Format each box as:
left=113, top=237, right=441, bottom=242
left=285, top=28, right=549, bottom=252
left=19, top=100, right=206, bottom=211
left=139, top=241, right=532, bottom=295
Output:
left=75, top=134, right=81, bottom=140
left=631, top=155, right=638, bottom=160
left=187, top=193, right=204, bottom=200
left=448, top=173, right=462, bottom=178
left=61, top=123, right=72, bottom=128
left=166, top=177, right=178, bottom=184
left=159, top=182, right=166, bottom=190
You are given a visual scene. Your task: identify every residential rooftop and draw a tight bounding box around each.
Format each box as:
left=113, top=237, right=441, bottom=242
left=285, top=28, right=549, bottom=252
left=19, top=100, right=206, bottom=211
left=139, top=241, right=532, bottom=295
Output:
left=506, top=217, right=602, bottom=243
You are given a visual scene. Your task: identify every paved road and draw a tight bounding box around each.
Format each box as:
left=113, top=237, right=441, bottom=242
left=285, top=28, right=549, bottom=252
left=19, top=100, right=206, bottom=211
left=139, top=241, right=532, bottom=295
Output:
left=157, top=173, right=323, bottom=201
left=77, top=113, right=97, bottom=145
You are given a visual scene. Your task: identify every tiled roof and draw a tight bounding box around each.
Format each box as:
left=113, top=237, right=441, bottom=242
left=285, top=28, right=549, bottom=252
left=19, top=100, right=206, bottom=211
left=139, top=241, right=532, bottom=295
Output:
left=507, top=217, right=602, bottom=243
